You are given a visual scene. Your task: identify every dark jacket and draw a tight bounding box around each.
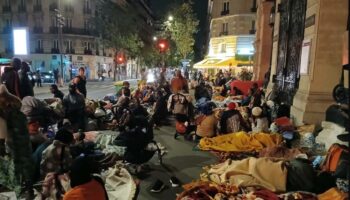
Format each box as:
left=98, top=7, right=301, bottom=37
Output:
left=53, top=90, right=64, bottom=100
left=0, top=67, right=20, bottom=98
left=220, top=109, right=249, bottom=134
left=18, top=70, right=34, bottom=99
left=194, top=85, right=211, bottom=101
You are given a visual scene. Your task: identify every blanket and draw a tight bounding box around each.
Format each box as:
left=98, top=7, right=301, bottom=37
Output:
left=202, top=157, right=287, bottom=192
left=199, top=132, right=282, bottom=152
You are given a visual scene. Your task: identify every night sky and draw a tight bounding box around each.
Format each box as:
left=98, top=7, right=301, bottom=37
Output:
left=150, top=0, right=209, bottom=62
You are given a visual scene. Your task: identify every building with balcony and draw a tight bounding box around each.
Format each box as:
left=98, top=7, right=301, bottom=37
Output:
left=194, top=0, right=257, bottom=74
left=0, top=0, right=115, bottom=80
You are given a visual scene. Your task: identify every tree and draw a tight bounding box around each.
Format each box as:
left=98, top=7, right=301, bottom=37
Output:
left=95, top=0, right=145, bottom=79
left=165, top=2, right=199, bottom=60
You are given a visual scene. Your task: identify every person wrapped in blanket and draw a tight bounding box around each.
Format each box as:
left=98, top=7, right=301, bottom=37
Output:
left=0, top=84, right=34, bottom=198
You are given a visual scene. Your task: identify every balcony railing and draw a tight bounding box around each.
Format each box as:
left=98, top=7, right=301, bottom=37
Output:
left=84, top=49, right=93, bottom=55
left=62, top=27, right=97, bottom=36
left=221, top=10, right=229, bottom=16
left=219, top=31, right=228, bottom=36
left=51, top=48, right=60, bottom=54
left=49, top=3, right=58, bottom=11
left=249, top=29, right=256, bottom=34
left=2, top=6, right=11, bottom=13
left=35, top=48, right=44, bottom=53
left=33, top=4, right=42, bottom=12
left=65, top=5, right=74, bottom=13
left=49, top=27, right=58, bottom=34
left=83, top=7, right=92, bottom=14
left=33, top=27, right=43, bottom=33
left=65, top=48, right=75, bottom=54
left=2, top=27, right=11, bottom=34
left=18, top=5, right=26, bottom=12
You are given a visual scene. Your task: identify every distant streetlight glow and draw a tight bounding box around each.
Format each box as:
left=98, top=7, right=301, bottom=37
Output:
left=168, top=15, right=174, bottom=21
left=153, top=36, right=158, bottom=41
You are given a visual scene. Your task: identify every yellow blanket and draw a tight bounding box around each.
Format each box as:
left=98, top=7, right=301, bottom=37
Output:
left=199, top=132, right=282, bottom=152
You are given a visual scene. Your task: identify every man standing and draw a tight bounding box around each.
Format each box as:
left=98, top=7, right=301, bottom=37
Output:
left=53, top=68, right=59, bottom=85
left=73, top=67, right=87, bottom=98
left=36, top=70, right=42, bottom=87
left=18, top=62, right=34, bottom=99
left=171, top=70, right=188, bottom=93
left=0, top=57, right=21, bottom=98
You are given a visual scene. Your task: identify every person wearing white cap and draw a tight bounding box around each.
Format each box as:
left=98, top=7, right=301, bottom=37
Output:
left=250, top=106, right=269, bottom=133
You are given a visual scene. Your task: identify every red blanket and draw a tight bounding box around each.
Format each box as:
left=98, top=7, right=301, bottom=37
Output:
left=230, top=80, right=263, bottom=96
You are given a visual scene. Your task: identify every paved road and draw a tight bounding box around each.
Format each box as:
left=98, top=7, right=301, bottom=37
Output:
left=35, top=81, right=217, bottom=200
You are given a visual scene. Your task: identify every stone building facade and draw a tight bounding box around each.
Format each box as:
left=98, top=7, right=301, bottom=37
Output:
left=255, top=0, right=348, bottom=125
left=0, top=0, right=115, bottom=80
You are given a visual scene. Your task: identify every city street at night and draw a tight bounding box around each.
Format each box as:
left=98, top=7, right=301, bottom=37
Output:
left=0, top=0, right=349, bottom=200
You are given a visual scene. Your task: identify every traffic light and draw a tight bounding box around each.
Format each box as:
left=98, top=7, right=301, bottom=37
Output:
left=157, top=39, right=169, bottom=53
left=115, top=52, right=125, bottom=64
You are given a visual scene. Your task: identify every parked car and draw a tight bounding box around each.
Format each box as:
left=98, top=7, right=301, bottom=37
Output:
left=28, top=72, right=55, bottom=83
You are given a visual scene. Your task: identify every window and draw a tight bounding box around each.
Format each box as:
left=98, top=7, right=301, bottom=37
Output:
left=5, top=0, right=10, bottom=6
left=222, top=22, right=228, bottom=33
left=66, top=40, right=72, bottom=50
left=65, top=18, right=72, bottom=28
left=53, top=40, right=59, bottom=49
left=84, top=0, right=90, bottom=9
left=37, top=40, right=43, bottom=49
left=84, top=19, right=90, bottom=30
left=84, top=41, right=91, bottom=50
left=223, top=1, right=229, bottom=12
left=35, top=0, right=41, bottom=6
left=5, top=19, right=12, bottom=27
left=221, top=43, right=226, bottom=53
left=51, top=16, right=57, bottom=27
left=20, top=0, right=25, bottom=7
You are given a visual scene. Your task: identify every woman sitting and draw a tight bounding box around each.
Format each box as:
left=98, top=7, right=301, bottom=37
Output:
left=195, top=102, right=218, bottom=139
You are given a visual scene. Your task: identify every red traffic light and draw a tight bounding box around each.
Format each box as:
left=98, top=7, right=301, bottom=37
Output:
left=115, top=52, right=125, bottom=64
left=157, top=39, right=169, bottom=53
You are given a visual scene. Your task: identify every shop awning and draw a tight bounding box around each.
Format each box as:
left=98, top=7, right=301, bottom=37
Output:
left=194, top=57, right=252, bottom=69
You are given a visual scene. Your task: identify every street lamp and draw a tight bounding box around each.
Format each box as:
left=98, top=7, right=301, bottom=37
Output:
left=168, top=15, right=174, bottom=21
left=55, top=0, right=65, bottom=85
left=153, top=36, right=158, bottom=41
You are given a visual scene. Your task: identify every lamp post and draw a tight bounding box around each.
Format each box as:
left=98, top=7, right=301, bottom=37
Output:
left=55, top=0, right=65, bottom=85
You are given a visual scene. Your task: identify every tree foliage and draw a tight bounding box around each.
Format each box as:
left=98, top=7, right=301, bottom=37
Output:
left=165, top=2, right=199, bottom=60
left=95, top=0, right=144, bottom=56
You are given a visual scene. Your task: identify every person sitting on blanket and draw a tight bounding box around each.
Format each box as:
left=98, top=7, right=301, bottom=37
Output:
left=40, top=128, right=74, bottom=179
left=250, top=106, right=269, bottom=133
left=220, top=102, right=250, bottom=134
left=195, top=102, right=218, bottom=139
left=64, top=156, right=108, bottom=200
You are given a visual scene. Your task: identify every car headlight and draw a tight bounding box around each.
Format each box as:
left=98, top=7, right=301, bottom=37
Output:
left=45, top=75, right=50, bottom=79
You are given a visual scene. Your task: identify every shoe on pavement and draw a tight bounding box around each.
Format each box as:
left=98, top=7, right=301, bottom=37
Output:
left=174, top=132, right=179, bottom=139
left=150, top=180, right=165, bottom=193
left=170, top=176, right=180, bottom=187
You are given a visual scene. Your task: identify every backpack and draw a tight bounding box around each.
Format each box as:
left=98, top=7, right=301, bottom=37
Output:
left=171, top=94, right=189, bottom=115
left=322, top=143, right=349, bottom=178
